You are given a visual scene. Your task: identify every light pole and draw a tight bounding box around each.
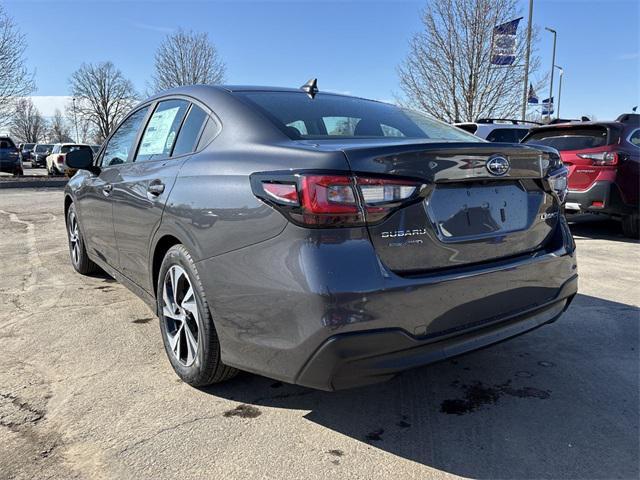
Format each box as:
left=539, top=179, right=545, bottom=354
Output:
left=545, top=27, right=557, bottom=121
left=521, top=0, right=534, bottom=121
left=555, top=65, right=564, bottom=118
left=72, top=97, right=80, bottom=142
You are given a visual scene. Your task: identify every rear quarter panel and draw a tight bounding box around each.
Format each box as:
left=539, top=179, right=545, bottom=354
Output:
left=158, top=142, right=351, bottom=263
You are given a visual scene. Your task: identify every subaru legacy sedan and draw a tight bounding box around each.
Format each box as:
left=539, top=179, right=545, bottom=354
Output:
left=64, top=83, right=577, bottom=390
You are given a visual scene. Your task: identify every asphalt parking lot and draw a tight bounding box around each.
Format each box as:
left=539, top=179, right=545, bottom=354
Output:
left=1, top=188, right=638, bottom=480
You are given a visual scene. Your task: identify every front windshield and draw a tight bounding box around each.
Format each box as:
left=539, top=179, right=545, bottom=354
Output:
left=237, top=91, right=481, bottom=142
left=35, top=144, right=53, bottom=152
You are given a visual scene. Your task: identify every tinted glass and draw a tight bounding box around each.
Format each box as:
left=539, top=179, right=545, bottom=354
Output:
left=628, top=129, right=640, bottom=147
left=486, top=128, right=523, bottom=143
left=24, top=143, right=35, bottom=149
left=455, top=124, right=478, bottom=134
left=0, top=138, right=16, bottom=149
left=525, top=126, right=610, bottom=151
left=101, top=107, right=148, bottom=167
left=61, top=145, right=92, bottom=154
left=237, top=92, right=480, bottom=142
left=136, top=100, right=189, bottom=162
left=35, top=144, right=53, bottom=152
left=172, top=104, right=209, bottom=156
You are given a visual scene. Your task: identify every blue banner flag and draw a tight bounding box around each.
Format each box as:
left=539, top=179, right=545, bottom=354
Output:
left=527, top=83, right=538, bottom=104
left=491, top=18, right=522, bottom=65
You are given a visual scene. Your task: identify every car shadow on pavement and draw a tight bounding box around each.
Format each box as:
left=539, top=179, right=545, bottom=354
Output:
left=567, top=213, right=638, bottom=243
left=203, top=293, right=639, bottom=479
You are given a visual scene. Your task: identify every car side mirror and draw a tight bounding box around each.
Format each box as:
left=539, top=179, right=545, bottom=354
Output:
left=66, top=149, right=100, bottom=175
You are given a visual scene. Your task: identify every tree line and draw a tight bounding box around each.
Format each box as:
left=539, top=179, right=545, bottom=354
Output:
left=1, top=0, right=541, bottom=145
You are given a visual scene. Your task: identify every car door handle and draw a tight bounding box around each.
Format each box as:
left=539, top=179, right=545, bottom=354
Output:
left=147, top=181, right=165, bottom=196
left=102, top=184, right=113, bottom=196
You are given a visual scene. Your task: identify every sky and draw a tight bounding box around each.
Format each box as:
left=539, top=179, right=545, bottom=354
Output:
left=5, top=0, right=640, bottom=121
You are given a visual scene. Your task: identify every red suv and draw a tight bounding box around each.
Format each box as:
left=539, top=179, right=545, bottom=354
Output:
left=523, top=114, right=640, bottom=237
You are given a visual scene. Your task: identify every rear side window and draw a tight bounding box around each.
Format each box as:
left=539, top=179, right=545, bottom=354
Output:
left=486, top=128, right=529, bottom=143
left=196, top=117, right=220, bottom=150
left=136, top=100, right=190, bottom=162
left=0, top=138, right=16, bottom=149
left=172, top=104, right=210, bottom=156
left=101, top=107, right=149, bottom=167
left=628, top=129, right=640, bottom=147
left=456, top=124, right=478, bottom=134
left=525, top=126, right=611, bottom=151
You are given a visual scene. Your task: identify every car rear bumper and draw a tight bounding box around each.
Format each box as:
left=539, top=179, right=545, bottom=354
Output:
left=566, top=180, right=637, bottom=216
left=198, top=218, right=578, bottom=390
left=297, top=278, right=576, bottom=390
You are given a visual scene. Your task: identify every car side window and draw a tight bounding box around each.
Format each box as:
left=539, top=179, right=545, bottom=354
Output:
left=487, top=128, right=518, bottom=143
left=52, top=145, right=59, bottom=153
left=101, top=107, right=149, bottom=167
left=136, top=100, right=190, bottom=162
left=172, top=104, right=210, bottom=156
left=629, top=129, right=640, bottom=147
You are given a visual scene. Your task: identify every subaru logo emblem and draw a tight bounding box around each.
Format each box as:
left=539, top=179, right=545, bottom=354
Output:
left=486, top=156, right=510, bottom=176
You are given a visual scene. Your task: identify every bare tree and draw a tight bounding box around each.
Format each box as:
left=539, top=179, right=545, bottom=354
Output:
left=69, top=61, right=138, bottom=143
left=48, top=109, right=73, bottom=143
left=151, top=29, right=226, bottom=92
left=9, top=98, right=46, bottom=143
left=0, top=4, right=35, bottom=127
left=398, top=0, right=541, bottom=122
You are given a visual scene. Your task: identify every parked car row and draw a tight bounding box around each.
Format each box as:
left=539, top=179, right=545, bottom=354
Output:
left=10, top=140, right=103, bottom=175
left=456, top=114, right=640, bottom=238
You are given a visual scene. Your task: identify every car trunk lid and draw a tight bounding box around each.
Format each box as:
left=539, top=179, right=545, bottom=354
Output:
left=335, top=141, right=561, bottom=274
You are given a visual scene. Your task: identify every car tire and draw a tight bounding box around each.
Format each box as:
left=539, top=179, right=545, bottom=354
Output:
left=66, top=203, right=97, bottom=275
left=157, top=244, right=238, bottom=387
left=621, top=213, right=639, bottom=238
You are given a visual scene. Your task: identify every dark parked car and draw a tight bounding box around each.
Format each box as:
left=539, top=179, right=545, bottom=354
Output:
left=19, top=143, right=35, bottom=162
left=523, top=114, right=640, bottom=237
left=0, top=136, right=22, bottom=175
left=64, top=84, right=577, bottom=390
left=31, top=143, right=54, bottom=168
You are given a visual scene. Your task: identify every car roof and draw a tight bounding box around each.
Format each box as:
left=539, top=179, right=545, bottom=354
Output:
left=145, top=84, right=378, bottom=105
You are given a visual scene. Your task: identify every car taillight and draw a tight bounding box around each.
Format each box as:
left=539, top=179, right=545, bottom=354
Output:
left=252, top=173, right=423, bottom=227
left=57, top=155, right=64, bottom=164
left=577, top=150, right=618, bottom=165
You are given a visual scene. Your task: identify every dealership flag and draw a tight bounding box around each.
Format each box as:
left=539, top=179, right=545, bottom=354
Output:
left=491, top=18, right=522, bottom=65
left=527, top=83, right=539, bottom=104
left=541, top=97, right=554, bottom=115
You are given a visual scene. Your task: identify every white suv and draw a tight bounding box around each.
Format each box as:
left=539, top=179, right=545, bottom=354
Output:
left=46, top=143, right=93, bottom=175
left=454, top=119, right=537, bottom=143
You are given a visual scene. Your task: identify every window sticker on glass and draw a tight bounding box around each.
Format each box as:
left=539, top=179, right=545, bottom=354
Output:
left=138, top=107, right=181, bottom=157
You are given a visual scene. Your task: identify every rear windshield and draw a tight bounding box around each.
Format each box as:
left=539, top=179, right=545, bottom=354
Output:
left=525, top=126, right=612, bottom=151
left=61, top=145, right=92, bottom=154
left=35, top=144, right=53, bottom=152
left=237, top=92, right=481, bottom=142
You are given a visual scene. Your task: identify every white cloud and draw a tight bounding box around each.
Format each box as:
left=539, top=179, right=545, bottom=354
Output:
left=130, top=21, right=174, bottom=34
left=29, top=96, right=72, bottom=118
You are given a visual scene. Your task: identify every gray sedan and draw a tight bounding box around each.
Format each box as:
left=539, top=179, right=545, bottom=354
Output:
left=63, top=83, right=576, bottom=390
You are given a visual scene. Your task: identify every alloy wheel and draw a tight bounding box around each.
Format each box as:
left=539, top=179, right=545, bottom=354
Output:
left=67, top=210, right=80, bottom=266
left=162, top=265, right=200, bottom=367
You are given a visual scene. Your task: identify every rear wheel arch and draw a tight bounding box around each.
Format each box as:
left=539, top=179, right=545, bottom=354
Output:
left=64, top=195, right=73, bottom=223
left=151, top=234, right=183, bottom=299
